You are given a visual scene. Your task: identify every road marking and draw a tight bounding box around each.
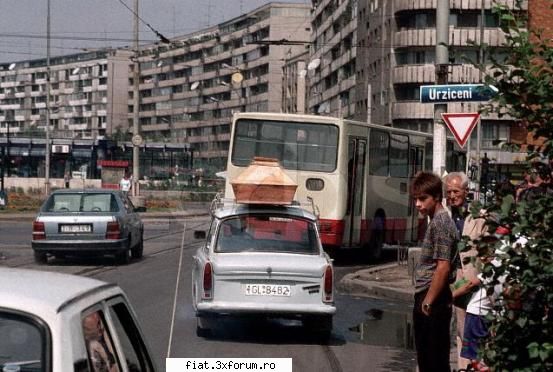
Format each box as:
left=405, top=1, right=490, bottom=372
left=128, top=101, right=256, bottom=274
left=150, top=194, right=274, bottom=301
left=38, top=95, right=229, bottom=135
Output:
left=167, top=221, right=187, bottom=358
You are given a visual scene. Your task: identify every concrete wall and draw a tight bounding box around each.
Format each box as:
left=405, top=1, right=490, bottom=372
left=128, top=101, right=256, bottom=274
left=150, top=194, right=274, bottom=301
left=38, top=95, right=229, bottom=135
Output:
left=3, top=177, right=102, bottom=193
left=2, top=177, right=217, bottom=203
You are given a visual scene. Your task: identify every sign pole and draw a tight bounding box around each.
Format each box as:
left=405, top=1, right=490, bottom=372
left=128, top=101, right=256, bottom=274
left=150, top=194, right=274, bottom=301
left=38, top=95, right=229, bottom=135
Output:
left=466, top=135, right=471, bottom=176
left=475, top=116, right=482, bottom=201
left=433, top=0, right=449, bottom=176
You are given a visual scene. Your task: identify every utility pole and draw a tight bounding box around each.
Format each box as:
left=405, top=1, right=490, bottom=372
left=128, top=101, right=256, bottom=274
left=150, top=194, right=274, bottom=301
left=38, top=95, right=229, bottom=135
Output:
left=132, top=0, right=140, bottom=197
left=433, top=0, right=449, bottom=176
left=475, top=0, right=485, bottom=198
left=45, top=0, right=51, bottom=194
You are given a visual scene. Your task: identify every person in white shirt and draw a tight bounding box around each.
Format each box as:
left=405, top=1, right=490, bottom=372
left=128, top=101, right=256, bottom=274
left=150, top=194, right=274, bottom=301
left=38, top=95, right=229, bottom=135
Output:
left=119, top=173, right=132, bottom=195
left=452, top=246, right=506, bottom=372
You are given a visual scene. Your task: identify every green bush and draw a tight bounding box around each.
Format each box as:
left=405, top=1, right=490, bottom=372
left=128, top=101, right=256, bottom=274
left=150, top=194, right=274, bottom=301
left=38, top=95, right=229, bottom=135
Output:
left=468, top=195, right=553, bottom=371
left=466, top=1, right=553, bottom=370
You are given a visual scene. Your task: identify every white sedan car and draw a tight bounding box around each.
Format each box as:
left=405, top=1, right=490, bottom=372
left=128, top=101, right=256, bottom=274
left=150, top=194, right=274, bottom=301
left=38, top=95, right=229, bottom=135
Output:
left=192, top=202, right=336, bottom=339
left=0, top=267, right=157, bottom=371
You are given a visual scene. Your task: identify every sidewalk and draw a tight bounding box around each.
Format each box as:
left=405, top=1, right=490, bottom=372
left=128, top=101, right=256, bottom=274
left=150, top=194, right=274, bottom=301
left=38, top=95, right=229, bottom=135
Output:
left=339, top=262, right=460, bottom=371
left=339, top=262, right=414, bottom=303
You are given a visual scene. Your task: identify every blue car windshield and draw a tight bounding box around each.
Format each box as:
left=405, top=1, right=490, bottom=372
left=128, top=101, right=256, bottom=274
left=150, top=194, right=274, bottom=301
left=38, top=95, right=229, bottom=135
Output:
left=43, top=193, right=120, bottom=212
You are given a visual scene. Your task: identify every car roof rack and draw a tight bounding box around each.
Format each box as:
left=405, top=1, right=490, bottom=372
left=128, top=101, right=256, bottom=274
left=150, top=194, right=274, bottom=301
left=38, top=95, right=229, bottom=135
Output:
left=209, top=193, right=319, bottom=219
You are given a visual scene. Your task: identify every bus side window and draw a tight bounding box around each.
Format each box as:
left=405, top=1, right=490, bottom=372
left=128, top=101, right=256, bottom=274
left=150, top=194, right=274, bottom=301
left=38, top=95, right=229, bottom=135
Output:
left=369, top=130, right=389, bottom=176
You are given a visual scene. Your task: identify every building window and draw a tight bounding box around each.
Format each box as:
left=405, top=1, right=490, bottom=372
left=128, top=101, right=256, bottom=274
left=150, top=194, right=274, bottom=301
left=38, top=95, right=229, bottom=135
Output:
left=394, top=84, right=420, bottom=101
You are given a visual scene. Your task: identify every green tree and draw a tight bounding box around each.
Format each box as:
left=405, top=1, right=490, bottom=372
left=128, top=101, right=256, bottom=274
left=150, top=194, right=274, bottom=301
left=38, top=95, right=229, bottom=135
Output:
left=469, top=1, right=553, bottom=370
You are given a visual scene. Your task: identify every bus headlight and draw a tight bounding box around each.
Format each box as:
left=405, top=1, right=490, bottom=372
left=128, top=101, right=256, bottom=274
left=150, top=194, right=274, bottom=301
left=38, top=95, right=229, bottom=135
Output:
left=306, top=178, right=324, bottom=191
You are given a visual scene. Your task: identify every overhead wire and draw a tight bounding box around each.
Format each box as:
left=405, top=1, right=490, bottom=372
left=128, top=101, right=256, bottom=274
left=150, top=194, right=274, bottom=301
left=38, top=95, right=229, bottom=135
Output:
left=114, top=0, right=171, bottom=43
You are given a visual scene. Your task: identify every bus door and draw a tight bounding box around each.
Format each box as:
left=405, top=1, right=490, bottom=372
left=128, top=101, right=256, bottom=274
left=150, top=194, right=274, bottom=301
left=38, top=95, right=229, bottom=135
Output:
left=344, top=138, right=367, bottom=248
left=408, top=145, right=425, bottom=242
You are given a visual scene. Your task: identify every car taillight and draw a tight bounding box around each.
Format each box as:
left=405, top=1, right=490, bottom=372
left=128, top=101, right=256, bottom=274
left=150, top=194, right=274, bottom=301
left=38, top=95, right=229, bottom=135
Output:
left=106, top=221, right=121, bottom=240
left=202, top=262, right=213, bottom=299
left=32, top=221, right=45, bottom=240
left=323, top=265, right=333, bottom=303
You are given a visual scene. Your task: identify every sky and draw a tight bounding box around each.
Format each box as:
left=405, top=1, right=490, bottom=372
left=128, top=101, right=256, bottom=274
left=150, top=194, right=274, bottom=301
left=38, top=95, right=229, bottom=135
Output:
left=0, top=0, right=308, bottom=63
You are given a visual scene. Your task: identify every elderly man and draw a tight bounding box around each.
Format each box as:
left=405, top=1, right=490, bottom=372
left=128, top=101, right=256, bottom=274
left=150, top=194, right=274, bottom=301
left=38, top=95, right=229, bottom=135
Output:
left=444, top=171, right=487, bottom=370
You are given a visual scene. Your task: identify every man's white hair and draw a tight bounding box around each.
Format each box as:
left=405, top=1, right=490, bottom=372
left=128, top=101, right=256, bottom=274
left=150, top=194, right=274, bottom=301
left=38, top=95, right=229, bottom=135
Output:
left=445, top=171, right=469, bottom=189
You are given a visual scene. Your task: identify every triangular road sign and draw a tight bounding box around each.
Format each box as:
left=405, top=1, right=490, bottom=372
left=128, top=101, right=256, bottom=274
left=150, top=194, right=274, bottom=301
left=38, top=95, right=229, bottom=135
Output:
left=441, top=113, right=480, bottom=148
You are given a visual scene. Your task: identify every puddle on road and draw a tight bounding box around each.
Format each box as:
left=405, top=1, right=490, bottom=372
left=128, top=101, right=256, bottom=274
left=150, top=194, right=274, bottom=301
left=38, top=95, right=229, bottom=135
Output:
left=349, top=308, right=414, bottom=350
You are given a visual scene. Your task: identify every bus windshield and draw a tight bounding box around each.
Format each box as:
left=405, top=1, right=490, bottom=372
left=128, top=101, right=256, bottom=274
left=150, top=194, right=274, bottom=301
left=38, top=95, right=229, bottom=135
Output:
left=231, top=119, right=339, bottom=172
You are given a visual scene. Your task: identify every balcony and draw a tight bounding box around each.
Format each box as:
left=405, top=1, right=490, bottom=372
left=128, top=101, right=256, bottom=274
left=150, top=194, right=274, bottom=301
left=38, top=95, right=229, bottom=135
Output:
left=394, top=28, right=506, bottom=48
left=393, top=64, right=488, bottom=84
left=392, top=101, right=433, bottom=119
left=392, top=101, right=509, bottom=120
left=393, top=64, right=435, bottom=84
left=394, top=0, right=523, bottom=12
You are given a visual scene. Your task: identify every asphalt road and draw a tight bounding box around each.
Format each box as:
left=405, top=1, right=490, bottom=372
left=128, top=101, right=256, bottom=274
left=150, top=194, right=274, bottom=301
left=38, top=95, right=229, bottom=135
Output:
left=0, top=217, right=416, bottom=371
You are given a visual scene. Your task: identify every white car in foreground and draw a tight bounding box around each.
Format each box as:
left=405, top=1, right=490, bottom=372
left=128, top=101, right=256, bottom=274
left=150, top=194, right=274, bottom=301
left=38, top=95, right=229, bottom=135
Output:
left=192, top=202, right=336, bottom=340
left=0, top=267, right=157, bottom=371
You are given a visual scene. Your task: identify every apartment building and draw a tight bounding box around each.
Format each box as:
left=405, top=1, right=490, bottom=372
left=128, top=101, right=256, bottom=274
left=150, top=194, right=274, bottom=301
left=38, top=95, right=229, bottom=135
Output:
left=0, top=50, right=132, bottom=140
left=308, top=0, right=358, bottom=117
left=281, top=49, right=309, bottom=114
left=133, top=2, right=311, bottom=171
left=354, top=0, right=529, bottom=164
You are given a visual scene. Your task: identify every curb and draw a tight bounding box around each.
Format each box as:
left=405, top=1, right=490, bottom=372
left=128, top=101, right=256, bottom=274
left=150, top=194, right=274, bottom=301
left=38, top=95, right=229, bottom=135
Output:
left=0, top=210, right=209, bottom=222
left=338, top=263, right=414, bottom=303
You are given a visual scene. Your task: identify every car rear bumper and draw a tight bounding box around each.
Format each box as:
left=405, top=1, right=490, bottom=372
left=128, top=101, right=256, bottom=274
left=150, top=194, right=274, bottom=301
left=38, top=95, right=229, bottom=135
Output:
left=196, top=301, right=336, bottom=317
left=32, top=239, right=128, bottom=254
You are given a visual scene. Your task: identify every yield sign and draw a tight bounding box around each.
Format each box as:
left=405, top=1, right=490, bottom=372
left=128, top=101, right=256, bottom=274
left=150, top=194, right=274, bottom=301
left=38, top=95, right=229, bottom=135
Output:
left=441, top=113, right=480, bottom=148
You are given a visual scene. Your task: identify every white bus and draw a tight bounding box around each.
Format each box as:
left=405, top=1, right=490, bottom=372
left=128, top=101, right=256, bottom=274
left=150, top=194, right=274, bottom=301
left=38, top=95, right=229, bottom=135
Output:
left=225, top=112, right=465, bottom=258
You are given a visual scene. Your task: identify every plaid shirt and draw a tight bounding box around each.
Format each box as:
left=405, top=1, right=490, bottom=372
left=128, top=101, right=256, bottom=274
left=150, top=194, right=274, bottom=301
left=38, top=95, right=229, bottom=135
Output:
left=415, top=208, right=459, bottom=293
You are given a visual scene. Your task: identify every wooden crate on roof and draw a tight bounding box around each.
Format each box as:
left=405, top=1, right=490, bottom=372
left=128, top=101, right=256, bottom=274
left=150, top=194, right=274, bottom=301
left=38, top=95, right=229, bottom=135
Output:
left=231, top=157, right=297, bottom=205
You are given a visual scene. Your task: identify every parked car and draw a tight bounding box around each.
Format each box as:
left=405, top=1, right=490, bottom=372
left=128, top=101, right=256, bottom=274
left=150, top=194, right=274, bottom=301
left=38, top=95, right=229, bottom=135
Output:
left=191, top=201, right=336, bottom=339
left=31, top=189, right=145, bottom=264
left=0, top=267, right=157, bottom=371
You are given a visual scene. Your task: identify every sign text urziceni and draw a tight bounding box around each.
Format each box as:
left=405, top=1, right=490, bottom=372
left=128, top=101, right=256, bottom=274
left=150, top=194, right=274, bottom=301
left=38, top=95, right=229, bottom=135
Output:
left=420, top=84, right=498, bottom=103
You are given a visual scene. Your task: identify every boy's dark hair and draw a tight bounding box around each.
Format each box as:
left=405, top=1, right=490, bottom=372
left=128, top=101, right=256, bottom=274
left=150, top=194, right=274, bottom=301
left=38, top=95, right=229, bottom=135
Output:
left=411, top=171, right=443, bottom=200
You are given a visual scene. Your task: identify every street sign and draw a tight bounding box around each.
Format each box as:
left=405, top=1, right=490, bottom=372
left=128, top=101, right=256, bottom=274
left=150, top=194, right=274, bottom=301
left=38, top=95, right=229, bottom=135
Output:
left=441, top=113, right=480, bottom=148
left=420, top=84, right=498, bottom=103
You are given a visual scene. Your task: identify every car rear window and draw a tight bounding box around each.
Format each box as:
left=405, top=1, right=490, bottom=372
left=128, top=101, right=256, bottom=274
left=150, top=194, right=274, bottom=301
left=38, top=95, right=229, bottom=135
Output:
left=0, top=311, right=46, bottom=371
left=215, top=215, right=320, bottom=254
left=43, top=193, right=119, bottom=212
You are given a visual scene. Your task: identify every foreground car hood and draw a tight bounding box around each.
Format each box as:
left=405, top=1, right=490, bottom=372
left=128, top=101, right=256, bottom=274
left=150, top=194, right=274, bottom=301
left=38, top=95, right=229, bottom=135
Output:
left=210, top=252, right=329, bottom=278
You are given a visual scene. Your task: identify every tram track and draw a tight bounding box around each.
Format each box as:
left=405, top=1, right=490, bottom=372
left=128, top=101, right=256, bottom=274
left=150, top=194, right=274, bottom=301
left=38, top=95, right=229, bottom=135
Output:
left=76, top=220, right=209, bottom=277
left=3, top=217, right=347, bottom=371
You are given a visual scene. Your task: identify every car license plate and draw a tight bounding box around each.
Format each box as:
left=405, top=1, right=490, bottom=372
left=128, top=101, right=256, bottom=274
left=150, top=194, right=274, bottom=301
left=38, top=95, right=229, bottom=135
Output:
left=244, top=284, right=291, bottom=297
left=60, top=224, right=92, bottom=233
